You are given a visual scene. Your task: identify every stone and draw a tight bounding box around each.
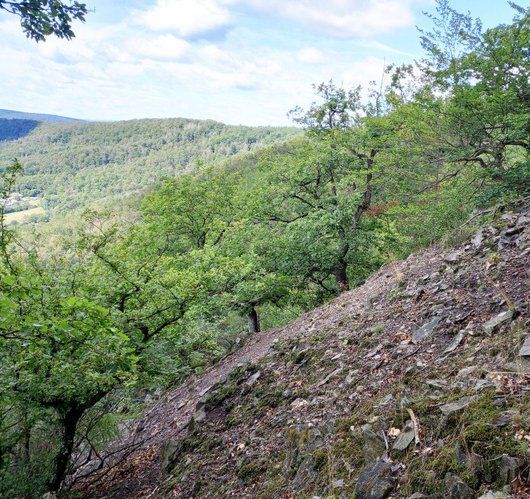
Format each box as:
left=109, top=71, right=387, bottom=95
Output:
left=516, top=215, right=530, bottom=227
left=519, top=335, right=530, bottom=357
left=291, top=398, right=309, bottom=410
left=355, top=459, right=394, bottom=499
left=425, top=379, right=449, bottom=389
left=456, top=365, right=478, bottom=378
left=490, top=410, right=519, bottom=427
left=332, top=479, right=345, bottom=488
left=471, top=229, right=484, bottom=249
left=160, top=439, right=184, bottom=472
left=375, top=394, right=394, bottom=408
left=443, top=252, right=461, bottom=264
left=443, top=330, right=465, bottom=354
left=363, top=427, right=386, bottom=463
left=392, top=421, right=415, bottom=452
left=406, top=494, right=426, bottom=499
left=498, top=454, right=525, bottom=484
left=475, top=379, right=496, bottom=391
left=444, top=473, right=474, bottom=499
left=504, top=225, right=524, bottom=236
left=477, top=492, right=510, bottom=499
left=245, top=370, right=261, bottom=386
left=317, top=367, right=343, bottom=387
left=412, top=317, right=441, bottom=343
left=455, top=443, right=467, bottom=465
left=193, top=407, right=207, bottom=423
left=482, top=310, right=513, bottom=335
left=440, top=396, right=476, bottom=416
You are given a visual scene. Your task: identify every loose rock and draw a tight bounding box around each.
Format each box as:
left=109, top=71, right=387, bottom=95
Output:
left=412, top=317, right=441, bottom=343
left=355, top=459, right=395, bottom=499
left=519, top=335, right=530, bottom=357
left=482, top=310, right=513, bottom=335
left=440, top=396, right=476, bottom=416
left=392, top=421, right=415, bottom=452
left=444, top=472, right=474, bottom=499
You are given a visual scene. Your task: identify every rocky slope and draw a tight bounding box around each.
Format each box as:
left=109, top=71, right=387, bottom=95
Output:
left=82, top=198, right=530, bottom=498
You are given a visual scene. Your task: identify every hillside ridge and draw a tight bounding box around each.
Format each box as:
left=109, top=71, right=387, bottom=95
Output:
left=0, top=109, right=83, bottom=123
left=80, top=198, right=530, bottom=498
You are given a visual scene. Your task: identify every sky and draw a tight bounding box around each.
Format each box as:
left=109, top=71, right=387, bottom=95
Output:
left=0, top=0, right=519, bottom=126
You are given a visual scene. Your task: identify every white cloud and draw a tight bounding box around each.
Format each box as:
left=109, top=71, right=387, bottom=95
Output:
left=0, top=0, right=433, bottom=126
left=297, top=47, right=326, bottom=65
left=135, top=0, right=234, bottom=37
left=245, top=0, right=426, bottom=38
left=128, top=35, right=191, bottom=61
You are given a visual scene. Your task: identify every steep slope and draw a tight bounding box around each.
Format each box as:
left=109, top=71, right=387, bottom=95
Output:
left=80, top=198, right=530, bottom=498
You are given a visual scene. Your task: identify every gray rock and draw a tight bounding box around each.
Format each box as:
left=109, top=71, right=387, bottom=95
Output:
left=375, top=394, right=395, bottom=408
left=412, top=317, right=441, bottom=343
left=332, top=479, right=345, bottom=488
left=443, top=252, right=461, bottom=264
left=363, top=427, right=386, bottom=463
left=482, top=310, right=513, bottom=335
left=477, top=492, right=510, bottom=499
left=440, top=396, right=476, bottom=416
left=443, top=330, right=465, bottom=354
left=498, top=454, right=525, bottom=484
left=490, top=410, right=520, bottom=427
left=456, top=365, right=478, bottom=378
left=355, top=459, right=394, bottom=499
left=455, top=443, right=468, bottom=465
left=392, top=421, right=415, bottom=452
left=406, top=494, right=426, bottom=499
left=425, top=379, right=449, bottom=389
left=245, top=370, right=261, bottom=386
left=516, top=215, right=530, bottom=227
left=519, top=335, right=530, bottom=357
left=504, top=225, right=524, bottom=236
left=160, top=439, right=184, bottom=472
left=503, top=358, right=530, bottom=374
left=444, top=472, right=474, bottom=499
left=317, top=367, right=343, bottom=387
left=193, top=406, right=207, bottom=423
left=475, top=379, right=496, bottom=391
left=471, top=229, right=484, bottom=249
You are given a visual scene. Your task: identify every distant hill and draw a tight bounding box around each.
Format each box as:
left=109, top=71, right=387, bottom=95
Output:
left=0, top=109, right=83, bottom=123
left=0, top=119, right=40, bottom=141
left=0, top=118, right=300, bottom=216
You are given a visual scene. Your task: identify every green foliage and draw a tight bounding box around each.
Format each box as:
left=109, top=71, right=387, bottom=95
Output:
left=416, top=1, right=530, bottom=200
left=0, top=118, right=300, bottom=218
left=0, top=0, right=87, bottom=41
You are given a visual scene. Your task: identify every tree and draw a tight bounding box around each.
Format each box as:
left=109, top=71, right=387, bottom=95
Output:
left=0, top=166, right=241, bottom=493
left=416, top=1, right=530, bottom=198
left=0, top=0, right=87, bottom=41
left=254, top=82, right=397, bottom=293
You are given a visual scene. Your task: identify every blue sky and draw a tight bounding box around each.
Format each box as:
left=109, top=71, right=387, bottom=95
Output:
left=0, top=0, right=518, bottom=126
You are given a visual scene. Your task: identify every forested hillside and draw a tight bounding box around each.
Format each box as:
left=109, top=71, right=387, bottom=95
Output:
left=0, top=109, right=83, bottom=122
left=0, top=118, right=300, bottom=215
left=0, top=2, right=528, bottom=497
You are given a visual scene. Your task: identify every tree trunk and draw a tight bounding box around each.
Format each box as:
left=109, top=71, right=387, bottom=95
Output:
left=48, top=407, right=82, bottom=493
left=248, top=306, right=260, bottom=333
left=335, top=228, right=350, bottom=293
left=334, top=259, right=349, bottom=293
